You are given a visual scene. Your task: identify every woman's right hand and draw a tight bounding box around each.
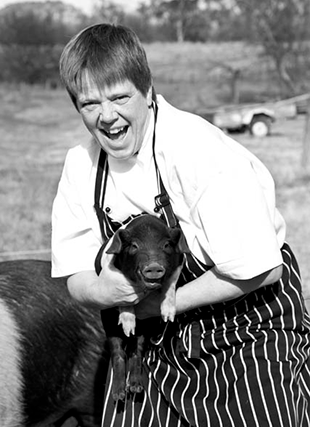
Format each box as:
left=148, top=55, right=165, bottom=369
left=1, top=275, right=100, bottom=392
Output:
left=97, top=244, right=145, bottom=308
left=67, top=240, right=145, bottom=310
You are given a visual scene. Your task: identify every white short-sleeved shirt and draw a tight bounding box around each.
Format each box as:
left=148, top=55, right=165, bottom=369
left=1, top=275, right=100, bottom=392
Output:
left=51, top=95, right=285, bottom=279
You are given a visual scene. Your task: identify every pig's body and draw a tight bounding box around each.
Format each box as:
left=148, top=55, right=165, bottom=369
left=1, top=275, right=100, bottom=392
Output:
left=0, top=260, right=108, bottom=427
left=100, top=214, right=189, bottom=401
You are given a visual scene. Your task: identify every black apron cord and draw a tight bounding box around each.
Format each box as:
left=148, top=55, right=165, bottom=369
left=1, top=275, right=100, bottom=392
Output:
left=94, top=149, right=109, bottom=239
left=151, top=102, right=179, bottom=228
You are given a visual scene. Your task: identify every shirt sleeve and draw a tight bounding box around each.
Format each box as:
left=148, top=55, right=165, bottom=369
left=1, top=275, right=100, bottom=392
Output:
left=192, top=160, right=283, bottom=280
left=51, top=148, right=102, bottom=277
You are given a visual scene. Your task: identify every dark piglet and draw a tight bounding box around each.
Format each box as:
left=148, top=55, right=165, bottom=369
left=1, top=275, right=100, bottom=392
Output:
left=0, top=260, right=108, bottom=427
left=99, top=214, right=189, bottom=402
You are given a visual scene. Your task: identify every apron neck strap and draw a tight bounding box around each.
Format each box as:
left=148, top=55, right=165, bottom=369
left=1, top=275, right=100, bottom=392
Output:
left=94, top=149, right=107, bottom=209
left=152, top=102, right=179, bottom=228
left=94, top=149, right=110, bottom=239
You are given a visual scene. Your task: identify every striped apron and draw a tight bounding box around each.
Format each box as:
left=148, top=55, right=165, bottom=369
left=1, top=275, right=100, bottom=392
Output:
left=94, top=120, right=310, bottom=427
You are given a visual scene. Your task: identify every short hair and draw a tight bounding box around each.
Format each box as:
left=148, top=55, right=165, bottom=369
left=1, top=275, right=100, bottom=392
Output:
left=59, top=23, right=153, bottom=109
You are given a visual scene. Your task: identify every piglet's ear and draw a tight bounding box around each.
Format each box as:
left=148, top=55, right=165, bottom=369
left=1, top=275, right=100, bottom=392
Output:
left=106, top=230, right=124, bottom=254
left=170, top=228, right=191, bottom=254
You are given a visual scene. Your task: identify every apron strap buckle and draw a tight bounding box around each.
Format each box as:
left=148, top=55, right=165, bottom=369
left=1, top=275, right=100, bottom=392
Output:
left=154, top=193, right=178, bottom=228
left=155, top=192, right=170, bottom=209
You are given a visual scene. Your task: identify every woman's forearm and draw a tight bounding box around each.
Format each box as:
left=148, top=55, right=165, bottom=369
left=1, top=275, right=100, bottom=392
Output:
left=176, top=264, right=283, bottom=314
left=67, top=271, right=102, bottom=308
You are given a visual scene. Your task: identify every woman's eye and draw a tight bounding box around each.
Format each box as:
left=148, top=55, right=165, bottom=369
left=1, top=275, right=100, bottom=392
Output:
left=82, top=102, right=96, bottom=110
left=113, top=95, right=129, bottom=105
left=80, top=104, right=92, bottom=113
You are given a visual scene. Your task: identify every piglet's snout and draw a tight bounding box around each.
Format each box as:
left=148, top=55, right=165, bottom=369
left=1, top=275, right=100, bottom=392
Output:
left=142, top=262, right=166, bottom=282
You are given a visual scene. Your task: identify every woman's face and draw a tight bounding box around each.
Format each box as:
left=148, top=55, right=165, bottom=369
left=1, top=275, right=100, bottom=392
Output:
left=76, top=73, right=153, bottom=160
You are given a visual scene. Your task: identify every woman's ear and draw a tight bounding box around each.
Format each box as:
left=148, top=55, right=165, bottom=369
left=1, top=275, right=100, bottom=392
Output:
left=147, top=85, right=153, bottom=107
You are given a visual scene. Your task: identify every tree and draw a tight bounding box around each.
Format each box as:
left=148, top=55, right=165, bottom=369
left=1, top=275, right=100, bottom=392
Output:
left=0, top=10, right=64, bottom=46
left=121, top=12, right=161, bottom=42
left=91, top=0, right=125, bottom=24
left=90, top=0, right=164, bottom=42
left=148, top=0, right=200, bottom=42
left=233, top=0, right=310, bottom=96
left=0, top=2, right=88, bottom=85
left=201, top=0, right=245, bottom=41
left=0, top=1, right=87, bottom=46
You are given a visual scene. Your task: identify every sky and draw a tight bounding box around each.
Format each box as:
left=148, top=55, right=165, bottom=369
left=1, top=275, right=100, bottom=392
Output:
left=0, top=0, right=145, bottom=14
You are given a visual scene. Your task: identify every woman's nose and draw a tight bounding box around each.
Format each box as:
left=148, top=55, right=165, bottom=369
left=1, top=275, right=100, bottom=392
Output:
left=99, top=102, right=118, bottom=123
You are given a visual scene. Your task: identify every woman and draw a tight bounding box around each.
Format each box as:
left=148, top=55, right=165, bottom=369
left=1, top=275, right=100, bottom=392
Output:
left=52, top=23, right=310, bottom=426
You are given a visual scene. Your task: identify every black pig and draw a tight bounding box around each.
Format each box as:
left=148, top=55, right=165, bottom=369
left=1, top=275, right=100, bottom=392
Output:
left=0, top=259, right=108, bottom=427
left=99, top=214, right=189, bottom=402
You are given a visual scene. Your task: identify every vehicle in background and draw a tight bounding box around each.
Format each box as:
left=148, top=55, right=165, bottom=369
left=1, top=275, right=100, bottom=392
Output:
left=195, top=93, right=310, bottom=138
left=197, top=104, right=276, bottom=137
left=290, top=93, right=310, bottom=114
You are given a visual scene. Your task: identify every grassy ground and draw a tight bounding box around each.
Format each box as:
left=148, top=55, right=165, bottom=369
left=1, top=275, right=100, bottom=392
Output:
left=0, top=41, right=309, bottom=304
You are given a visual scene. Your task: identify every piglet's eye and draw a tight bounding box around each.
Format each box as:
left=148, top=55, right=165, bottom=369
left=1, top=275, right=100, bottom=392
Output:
left=163, top=241, right=172, bottom=251
left=129, top=242, right=139, bottom=254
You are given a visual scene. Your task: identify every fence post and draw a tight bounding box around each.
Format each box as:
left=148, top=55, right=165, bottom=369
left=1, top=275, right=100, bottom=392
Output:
left=302, top=98, right=310, bottom=175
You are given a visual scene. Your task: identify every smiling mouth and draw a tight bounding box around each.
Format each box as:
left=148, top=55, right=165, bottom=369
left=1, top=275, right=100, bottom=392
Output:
left=143, top=281, right=162, bottom=291
left=137, top=270, right=163, bottom=290
left=102, top=126, right=128, bottom=140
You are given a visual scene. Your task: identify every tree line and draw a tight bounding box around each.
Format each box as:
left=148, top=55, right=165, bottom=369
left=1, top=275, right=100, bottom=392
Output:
left=0, top=0, right=309, bottom=97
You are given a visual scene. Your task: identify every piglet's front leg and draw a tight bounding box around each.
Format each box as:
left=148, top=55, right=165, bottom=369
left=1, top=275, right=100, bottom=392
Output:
left=160, top=264, right=183, bottom=322
left=119, top=306, right=136, bottom=337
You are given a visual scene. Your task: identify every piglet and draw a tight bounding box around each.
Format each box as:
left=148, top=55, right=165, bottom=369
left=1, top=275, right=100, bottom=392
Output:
left=100, top=214, right=189, bottom=401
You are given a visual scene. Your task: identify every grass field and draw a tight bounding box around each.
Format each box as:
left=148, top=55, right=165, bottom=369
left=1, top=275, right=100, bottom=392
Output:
left=0, top=42, right=309, bottom=305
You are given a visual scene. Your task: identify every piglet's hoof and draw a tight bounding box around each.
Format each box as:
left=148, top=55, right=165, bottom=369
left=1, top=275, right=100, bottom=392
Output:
left=112, top=389, right=126, bottom=402
left=161, top=304, right=176, bottom=322
left=128, top=382, right=144, bottom=394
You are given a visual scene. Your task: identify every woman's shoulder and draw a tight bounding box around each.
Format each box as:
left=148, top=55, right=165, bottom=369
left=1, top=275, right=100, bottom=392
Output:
left=61, top=139, right=101, bottom=186
left=155, top=95, right=228, bottom=171
left=156, top=95, right=223, bottom=151
left=65, top=138, right=100, bottom=166
left=157, top=95, right=213, bottom=128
